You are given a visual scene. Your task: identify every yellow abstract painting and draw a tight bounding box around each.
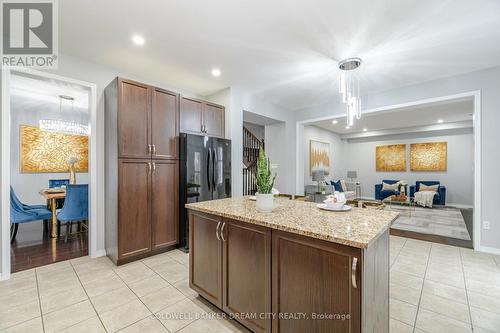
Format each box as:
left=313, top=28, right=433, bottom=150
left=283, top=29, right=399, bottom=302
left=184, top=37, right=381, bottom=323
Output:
left=20, top=125, right=89, bottom=173
left=376, top=144, right=406, bottom=172
left=310, top=140, right=330, bottom=176
left=410, top=142, right=447, bottom=171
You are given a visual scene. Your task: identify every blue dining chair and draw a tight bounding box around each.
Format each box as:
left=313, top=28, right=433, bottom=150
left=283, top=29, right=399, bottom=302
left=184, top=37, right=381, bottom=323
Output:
left=10, top=190, right=52, bottom=243
left=57, top=184, right=88, bottom=242
left=10, top=186, right=47, bottom=211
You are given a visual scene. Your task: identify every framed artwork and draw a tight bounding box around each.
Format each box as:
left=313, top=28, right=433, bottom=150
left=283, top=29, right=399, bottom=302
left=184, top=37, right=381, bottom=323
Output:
left=20, top=125, right=89, bottom=173
left=309, top=140, right=330, bottom=176
left=376, top=144, right=406, bottom=172
left=410, top=142, right=447, bottom=171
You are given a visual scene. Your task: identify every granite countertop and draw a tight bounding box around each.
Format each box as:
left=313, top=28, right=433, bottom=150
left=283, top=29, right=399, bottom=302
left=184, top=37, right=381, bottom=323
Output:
left=186, top=197, right=399, bottom=249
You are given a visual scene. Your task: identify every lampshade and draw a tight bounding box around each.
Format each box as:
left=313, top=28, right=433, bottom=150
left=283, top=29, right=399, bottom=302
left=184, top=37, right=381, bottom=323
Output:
left=312, top=170, right=325, bottom=182
left=347, top=171, right=357, bottom=179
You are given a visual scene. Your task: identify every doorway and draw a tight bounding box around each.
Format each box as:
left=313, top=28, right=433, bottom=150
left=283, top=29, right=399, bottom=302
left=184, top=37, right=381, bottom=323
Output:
left=295, top=91, right=481, bottom=250
left=1, top=69, right=98, bottom=278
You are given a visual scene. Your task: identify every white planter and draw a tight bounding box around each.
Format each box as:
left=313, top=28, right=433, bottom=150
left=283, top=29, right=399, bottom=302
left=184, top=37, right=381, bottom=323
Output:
left=256, top=193, right=274, bottom=212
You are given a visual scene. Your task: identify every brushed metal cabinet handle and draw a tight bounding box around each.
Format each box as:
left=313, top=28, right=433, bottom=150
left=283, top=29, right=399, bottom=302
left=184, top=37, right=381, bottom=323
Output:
left=220, top=222, right=226, bottom=242
left=148, top=144, right=152, bottom=154
left=152, top=144, right=156, bottom=155
left=148, top=162, right=152, bottom=174
left=152, top=162, right=156, bottom=174
left=351, top=257, right=358, bottom=289
left=216, top=221, right=221, bottom=241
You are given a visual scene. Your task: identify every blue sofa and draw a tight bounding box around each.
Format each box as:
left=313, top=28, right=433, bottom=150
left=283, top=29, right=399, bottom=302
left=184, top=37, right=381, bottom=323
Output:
left=375, top=180, right=406, bottom=200
left=410, top=181, right=446, bottom=206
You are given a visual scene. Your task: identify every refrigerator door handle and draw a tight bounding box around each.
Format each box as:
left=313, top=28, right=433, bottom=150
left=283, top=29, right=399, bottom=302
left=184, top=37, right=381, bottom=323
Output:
left=212, top=148, right=216, bottom=191
left=206, top=147, right=211, bottom=191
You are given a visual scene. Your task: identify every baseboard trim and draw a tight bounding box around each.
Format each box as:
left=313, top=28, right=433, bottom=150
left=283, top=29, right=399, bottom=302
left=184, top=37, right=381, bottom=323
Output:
left=476, top=246, right=500, bottom=255
left=91, top=249, right=107, bottom=258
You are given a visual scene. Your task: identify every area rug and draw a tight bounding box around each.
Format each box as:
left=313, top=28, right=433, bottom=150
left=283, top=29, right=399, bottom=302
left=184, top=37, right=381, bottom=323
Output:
left=387, top=205, right=471, bottom=240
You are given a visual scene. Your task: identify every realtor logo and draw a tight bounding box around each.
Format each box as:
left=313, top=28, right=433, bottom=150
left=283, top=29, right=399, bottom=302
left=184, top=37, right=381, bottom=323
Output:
left=1, top=0, right=58, bottom=68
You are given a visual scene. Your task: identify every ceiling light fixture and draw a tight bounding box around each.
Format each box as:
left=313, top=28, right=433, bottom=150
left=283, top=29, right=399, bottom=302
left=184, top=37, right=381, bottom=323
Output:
left=132, top=34, right=145, bottom=46
left=39, top=95, right=90, bottom=136
left=437, top=119, right=444, bottom=124
left=332, top=120, right=338, bottom=124
left=363, top=128, right=367, bottom=132
left=338, top=58, right=362, bottom=127
left=211, top=68, right=221, bottom=77
left=345, top=126, right=351, bottom=130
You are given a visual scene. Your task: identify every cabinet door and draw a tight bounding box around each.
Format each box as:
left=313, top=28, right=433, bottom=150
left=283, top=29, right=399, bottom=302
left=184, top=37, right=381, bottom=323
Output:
left=204, top=103, right=225, bottom=138
left=272, top=230, right=361, bottom=333
left=189, top=212, right=223, bottom=308
left=180, top=97, right=203, bottom=135
left=118, top=159, right=151, bottom=259
left=118, top=80, right=151, bottom=158
left=222, top=219, right=271, bottom=333
left=151, top=160, right=179, bottom=250
left=151, top=88, right=178, bottom=159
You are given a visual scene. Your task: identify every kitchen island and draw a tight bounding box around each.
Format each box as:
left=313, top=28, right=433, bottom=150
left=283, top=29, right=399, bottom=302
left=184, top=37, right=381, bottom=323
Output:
left=186, top=197, right=398, bottom=333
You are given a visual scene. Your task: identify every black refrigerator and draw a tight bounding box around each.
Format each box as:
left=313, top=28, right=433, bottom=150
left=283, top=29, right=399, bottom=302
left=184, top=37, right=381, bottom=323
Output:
left=179, top=133, right=231, bottom=251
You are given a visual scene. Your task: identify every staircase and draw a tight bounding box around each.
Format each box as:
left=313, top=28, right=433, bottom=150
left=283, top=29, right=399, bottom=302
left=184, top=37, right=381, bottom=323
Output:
left=243, top=126, right=264, bottom=196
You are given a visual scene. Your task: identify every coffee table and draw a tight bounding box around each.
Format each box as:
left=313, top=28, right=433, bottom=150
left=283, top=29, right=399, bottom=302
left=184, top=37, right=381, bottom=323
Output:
left=382, top=195, right=415, bottom=217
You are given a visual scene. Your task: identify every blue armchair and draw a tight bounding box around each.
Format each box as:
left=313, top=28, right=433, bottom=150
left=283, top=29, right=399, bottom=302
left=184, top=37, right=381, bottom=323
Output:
left=10, top=188, right=52, bottom=243
left=57, top=184, right=88, bottom=242
left=375, top=180, right=407, bottom=200
left=410, top=181, right=446, bottom=206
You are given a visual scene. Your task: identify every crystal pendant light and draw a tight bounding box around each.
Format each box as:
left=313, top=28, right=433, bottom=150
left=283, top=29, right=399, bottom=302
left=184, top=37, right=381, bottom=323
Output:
left=338, top=58, right=362, bottom=126
left=39, top=95, right=90, bottom=136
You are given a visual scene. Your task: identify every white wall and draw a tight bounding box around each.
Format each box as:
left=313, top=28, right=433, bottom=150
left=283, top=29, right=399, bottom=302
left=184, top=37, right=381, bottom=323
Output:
left=342, top=132, right=474, bottom=206
left=301, top=125, right=345, bottom=185
left=10, top=94, right=90, bottom=205
left=264, top=122, right=287, bottom=193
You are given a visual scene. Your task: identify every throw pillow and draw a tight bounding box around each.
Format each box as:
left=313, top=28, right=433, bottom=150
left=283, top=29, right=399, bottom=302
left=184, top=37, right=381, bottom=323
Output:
left=330, top=180, right=344, bottom=192
left=419, top=184, right=439, bottom=192
left=382, top=182, right=398, bottom=191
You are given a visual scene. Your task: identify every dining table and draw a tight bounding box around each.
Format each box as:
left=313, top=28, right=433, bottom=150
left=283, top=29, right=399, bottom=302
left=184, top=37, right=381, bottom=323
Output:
left=39, top=189, right=66, bottom=238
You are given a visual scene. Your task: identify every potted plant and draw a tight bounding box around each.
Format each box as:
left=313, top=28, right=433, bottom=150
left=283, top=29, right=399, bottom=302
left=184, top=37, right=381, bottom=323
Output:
left=255, top=147, right=276, bottom=212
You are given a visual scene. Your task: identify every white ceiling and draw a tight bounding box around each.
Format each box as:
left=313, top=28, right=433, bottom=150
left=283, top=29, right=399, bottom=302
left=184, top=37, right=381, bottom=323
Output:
left=60, top=0, right=500, bottom=110
left=311, top=98, right=474, bottom=134
left=11, top=73, right=90, bottom=111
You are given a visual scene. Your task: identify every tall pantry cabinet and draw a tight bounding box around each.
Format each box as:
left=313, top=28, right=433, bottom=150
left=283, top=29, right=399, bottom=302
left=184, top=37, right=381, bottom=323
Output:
left=105, top=78, right=179, bottom=265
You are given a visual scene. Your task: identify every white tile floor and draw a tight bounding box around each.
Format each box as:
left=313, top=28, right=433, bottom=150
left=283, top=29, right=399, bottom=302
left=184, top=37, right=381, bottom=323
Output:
left=1, top=236, right=500, bottom=332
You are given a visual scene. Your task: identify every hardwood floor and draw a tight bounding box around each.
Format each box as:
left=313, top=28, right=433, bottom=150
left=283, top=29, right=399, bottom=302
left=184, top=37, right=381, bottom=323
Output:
left=11, top=221, right=88, bottom=273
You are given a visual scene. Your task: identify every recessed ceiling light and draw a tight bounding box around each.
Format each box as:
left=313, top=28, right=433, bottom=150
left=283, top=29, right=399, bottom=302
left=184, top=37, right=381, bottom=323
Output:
left=211, top=68, right=221, bottom=77
left=332, top=120, right=338, bottom=124
left=363, top=128, right=367, bottom=132
left=437, top=119, right=444, bottom=124
left=345, top=126, right=350, bottom=130
left=131, top=34, right=145, bottom=46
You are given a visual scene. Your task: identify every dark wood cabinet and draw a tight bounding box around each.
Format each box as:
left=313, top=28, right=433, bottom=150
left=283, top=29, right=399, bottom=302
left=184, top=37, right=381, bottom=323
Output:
left=204, top=103, right=225, bottom=138
left=151, top=88, right=179, bottom=159
left=180, top=97, right=225, bottom=138
left=222, top=219, right=271, bottom=333
left=272, top=230, right=361, bottom=333
left=187, top=210, right=388, bottom=333
left=180, top=97, right=203, bottom=135
left=151, top=160, right=179, bottom=250
left=118, top=80, right=150, bottom=159
left=118, top=159, right=151, bottom=259
left=105, top=77, right=180, bottom=265
left=189, top=212, right=271, bottom=332
left=189, top=212, right=223, bottom=308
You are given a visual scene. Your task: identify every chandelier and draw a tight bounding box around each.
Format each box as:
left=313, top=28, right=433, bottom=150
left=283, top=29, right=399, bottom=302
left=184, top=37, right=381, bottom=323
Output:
left=39, top=95, right=90, bottom=136
left=338, top=58, right=362, bottom=126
